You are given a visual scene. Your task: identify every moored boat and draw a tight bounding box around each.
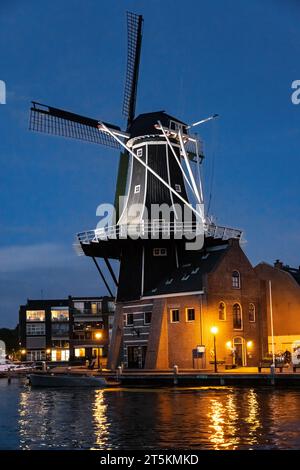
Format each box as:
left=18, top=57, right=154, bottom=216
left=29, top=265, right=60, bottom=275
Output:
left=28, top=373, right=107, bottom=388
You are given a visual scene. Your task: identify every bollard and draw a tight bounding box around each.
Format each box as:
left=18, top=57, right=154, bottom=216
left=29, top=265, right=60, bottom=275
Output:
left=270, top=363, right=275, bottom=385
left=117, top=365, right=122, bottom=381
left=173, top=364, right=178, bottom=385
left=7, top=368, right=11, bottom=384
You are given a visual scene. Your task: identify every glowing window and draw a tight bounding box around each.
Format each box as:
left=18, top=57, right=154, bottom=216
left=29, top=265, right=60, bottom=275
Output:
left=26, top=310, right=45, bottom=322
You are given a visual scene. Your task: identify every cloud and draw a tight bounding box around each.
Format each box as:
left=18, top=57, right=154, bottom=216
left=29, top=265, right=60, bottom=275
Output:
left=0, top=243, right=77, bottom=273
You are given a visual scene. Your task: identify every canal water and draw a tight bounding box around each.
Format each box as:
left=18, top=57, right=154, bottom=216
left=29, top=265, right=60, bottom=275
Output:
left=1, top=378, right=300, bottom=450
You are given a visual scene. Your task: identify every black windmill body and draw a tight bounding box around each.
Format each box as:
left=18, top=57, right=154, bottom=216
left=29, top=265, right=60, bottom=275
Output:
left=29, top=12, right=242, bottom=302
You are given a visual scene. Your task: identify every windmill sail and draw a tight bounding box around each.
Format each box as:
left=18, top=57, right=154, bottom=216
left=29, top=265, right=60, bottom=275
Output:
left=115, top=12, right=143, bottom=218
left=122, top=12, right=143, bottom=126
left=29, top=102, right=122, bottom=149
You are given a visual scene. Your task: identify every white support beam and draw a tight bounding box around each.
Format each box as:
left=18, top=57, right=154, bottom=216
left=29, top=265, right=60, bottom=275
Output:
left=178, top=129, right=202, bottom=205
left=98, top=122, right=204, bottom=222
left=157, top=121, right=195, bottom=197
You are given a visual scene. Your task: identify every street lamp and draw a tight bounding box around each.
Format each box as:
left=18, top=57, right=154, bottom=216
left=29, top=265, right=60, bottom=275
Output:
left=95, top=331, right=102, bottom=369
left=211, top=326, right=218, bottom=373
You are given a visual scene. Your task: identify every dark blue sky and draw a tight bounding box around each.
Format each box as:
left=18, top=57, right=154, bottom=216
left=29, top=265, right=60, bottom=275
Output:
left=0, top=0, right=299, bottom=327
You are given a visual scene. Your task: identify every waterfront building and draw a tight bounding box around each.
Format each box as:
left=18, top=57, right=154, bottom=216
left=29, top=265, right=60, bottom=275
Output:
left=255, top=261, right=300, bottom=355
left=108, top=238, right=266, bottom=369
left=19, top=296, right=115, bottom=364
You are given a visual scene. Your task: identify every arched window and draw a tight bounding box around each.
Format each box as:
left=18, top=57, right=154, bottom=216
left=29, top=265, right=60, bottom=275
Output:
left=232, top=271, right=241, bottom=289
left=218, top=302, right=226, bottom=321
left=249, top=303, right=256, bottom=322
left=233, top=303, right=242, bottom=330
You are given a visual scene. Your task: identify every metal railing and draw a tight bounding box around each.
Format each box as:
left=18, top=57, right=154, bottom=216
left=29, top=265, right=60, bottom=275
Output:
left=77, top=221, right=242, bottom=244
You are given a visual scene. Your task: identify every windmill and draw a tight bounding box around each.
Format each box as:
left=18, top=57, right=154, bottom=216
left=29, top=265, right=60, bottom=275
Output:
left=29, top=12, right=242, bottom=303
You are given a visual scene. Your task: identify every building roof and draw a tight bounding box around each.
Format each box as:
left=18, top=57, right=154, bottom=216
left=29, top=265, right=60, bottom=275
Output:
left=273, top=260, right=300, bottom=286
left=143, top=244, right=228, bottom=297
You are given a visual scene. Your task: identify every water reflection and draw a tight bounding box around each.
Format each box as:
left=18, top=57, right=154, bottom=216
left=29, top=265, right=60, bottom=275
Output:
left=0, top=381, right=299, bottom=449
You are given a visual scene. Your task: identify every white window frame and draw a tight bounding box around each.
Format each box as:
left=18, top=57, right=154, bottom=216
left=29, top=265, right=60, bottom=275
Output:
left=136, top=148, right=143, bottom=157
left=233, top=303, right=243, bottom=331
left=186, top=308, right=195, bottom=322
left=232, top=270, right=241, bottom=289
left=170, top=308, right=180, bottom=323
left=134, top=185, right=141, bottom=194
left=26, top=323, right=46, bottom=336
left=125, top=313, right=134, bottom=327
left=175, top=184, right=181, bottom=193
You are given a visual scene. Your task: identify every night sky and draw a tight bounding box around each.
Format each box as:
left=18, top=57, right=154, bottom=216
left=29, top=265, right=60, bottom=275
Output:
left=0, top=0, right=300, bottom=327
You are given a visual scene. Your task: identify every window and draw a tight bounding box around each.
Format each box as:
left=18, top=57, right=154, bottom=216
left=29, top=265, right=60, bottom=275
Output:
left=134, top=185, right=140, bottom=194
left=74, top=302, right=84, bottom=312
left=144, top=312, right=152, bottom=325
left=75, top=348, right=85, bottom=358
left=175, top=184, right=181, bottom=193
left=232, top=271, right=241, bottom=289
left=218, top=302, right=226, bottom=321
left=171, top=309, right=180, bottom=323
left=233, top=303, right=242, bottom=330
left=91, top=302, right=101, bottom=314
left=136, top=148, right=143, bottom=157
left=26, top=323, right=45, bottom=336
left=186, top=308, right=195, bottom=322
left=51, top=323, right=69, bottom=338
left=51, top=349, right=69, bottom=362
left=51, top=308, right=69, bottom=322
left=249, top=303, right=256, bottom=322
left=26, top=310, right=45, bottom=322
left=26, top=350, right=45, bottom=362
left=126, top=313, right=134, bottom=326
left=153, top=248, right=167, bottom=256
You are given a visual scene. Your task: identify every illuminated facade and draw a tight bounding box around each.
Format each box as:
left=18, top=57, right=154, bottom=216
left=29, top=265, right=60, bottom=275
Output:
left=109, top=238, right=267, bottom=369
left=19, top=296, right=115, bottom=364
left=255, top=261, right=300, bottom=355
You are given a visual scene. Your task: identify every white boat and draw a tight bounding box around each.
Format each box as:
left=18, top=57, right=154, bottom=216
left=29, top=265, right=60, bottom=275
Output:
left=0, top=360, right=33, bottom=373
left=28, top=373, right=107, bottom=388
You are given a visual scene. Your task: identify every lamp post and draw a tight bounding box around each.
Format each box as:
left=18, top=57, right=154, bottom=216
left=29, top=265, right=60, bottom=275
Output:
left=211, top=326, right=218, bottom=373
left=95, top=331, right=102, bottom=369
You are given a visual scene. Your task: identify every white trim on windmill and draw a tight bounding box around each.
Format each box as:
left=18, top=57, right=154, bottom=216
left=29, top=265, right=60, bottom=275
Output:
left=98, top=122, right=205, bottom=222
left=178, top=129, right=202, bottom=206
left=157, top=120, right=196, bottom=198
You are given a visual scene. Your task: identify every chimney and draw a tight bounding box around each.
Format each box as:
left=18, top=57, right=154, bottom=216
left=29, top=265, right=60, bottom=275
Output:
left=274, top=259, right=283, bottom=269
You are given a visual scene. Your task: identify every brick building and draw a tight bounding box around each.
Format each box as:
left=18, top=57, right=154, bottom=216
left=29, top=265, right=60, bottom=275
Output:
left=255, top=261, right=300, bottom=354
left=108, top=238, right=267, bottom=369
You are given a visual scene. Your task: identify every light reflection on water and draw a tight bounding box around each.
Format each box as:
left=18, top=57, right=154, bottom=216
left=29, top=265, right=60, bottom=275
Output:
left=1, top=379, right=300, bottom=449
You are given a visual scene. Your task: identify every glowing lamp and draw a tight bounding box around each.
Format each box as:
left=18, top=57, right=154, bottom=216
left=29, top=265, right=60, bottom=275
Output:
left=211, top=326, right=218, bottom=335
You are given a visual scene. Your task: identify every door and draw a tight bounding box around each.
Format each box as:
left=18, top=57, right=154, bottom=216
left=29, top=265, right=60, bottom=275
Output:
left=127, top=346, right=140, bottom=368
left=233, top=337, right=245, bottom=366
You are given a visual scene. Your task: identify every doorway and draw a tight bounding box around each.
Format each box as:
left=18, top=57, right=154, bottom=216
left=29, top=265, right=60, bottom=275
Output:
left=233, top=337, right=245, bottom=366
left=127, top=345, right=147, bottom=368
